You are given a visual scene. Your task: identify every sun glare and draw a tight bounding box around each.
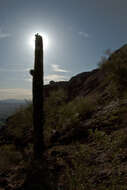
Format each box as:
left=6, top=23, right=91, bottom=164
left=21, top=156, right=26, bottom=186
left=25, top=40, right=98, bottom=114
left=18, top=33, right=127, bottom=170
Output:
left=29, top=32, right=49, bottom=50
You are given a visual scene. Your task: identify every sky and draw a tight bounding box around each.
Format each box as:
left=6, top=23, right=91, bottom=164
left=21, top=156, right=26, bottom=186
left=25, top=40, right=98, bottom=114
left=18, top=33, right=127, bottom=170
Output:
left=0, top=0, right=127, bottom=100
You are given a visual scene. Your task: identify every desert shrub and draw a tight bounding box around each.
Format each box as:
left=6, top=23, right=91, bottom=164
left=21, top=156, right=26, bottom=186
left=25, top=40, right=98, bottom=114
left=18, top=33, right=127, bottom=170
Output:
left=98, top=56, right=108, bottom=70
left=44, top=91, right=98, bottom=144
left=44, top=89, right=67, bottom=122
left=7, top=103, right=33, bottom=139
left=49, top=80, right=55, bottom=85
left=57, top=95, right=98, bottom=132
left=74, top=96, right=98, bottom=118
left=98, top=49, right=127, bottom=97
left=98, top=49, right=112, bottom=70
left=0, top=144, right=22, bottom=171
left=44, top=89, right=67, bottom=143
left=64, top=128, right=127, bottom=190
left=45, top=89, right=67, bottom=108
left=89, top=128, right=127, bottom=151
left=64, top=143, right=98, bottom=190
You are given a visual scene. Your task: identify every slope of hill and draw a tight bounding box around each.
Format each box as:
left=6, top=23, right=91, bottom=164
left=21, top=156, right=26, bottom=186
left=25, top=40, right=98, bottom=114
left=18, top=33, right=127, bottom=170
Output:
left=0, top=44, right=127, bottom=189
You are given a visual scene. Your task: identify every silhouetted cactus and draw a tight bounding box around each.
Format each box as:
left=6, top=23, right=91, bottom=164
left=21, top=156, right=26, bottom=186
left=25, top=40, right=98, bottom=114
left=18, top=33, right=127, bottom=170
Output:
left=30, top=34, right=44, bottom=160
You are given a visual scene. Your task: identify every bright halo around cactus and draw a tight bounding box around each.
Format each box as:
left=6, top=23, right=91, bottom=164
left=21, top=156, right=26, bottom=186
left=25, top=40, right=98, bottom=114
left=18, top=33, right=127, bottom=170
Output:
left=29, top=32, right=49, bottom=50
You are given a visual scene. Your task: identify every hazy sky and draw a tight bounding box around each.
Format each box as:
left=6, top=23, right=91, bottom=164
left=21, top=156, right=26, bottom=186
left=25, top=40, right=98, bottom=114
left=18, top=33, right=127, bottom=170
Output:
left=0, top=0, right=127, bottom=99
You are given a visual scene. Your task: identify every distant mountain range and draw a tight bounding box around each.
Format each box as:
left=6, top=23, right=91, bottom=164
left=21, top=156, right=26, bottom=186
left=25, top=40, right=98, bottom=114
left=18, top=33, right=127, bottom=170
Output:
left=0, top=99, right=26, bottom=104
left=0, top=99, right=26, bottom=126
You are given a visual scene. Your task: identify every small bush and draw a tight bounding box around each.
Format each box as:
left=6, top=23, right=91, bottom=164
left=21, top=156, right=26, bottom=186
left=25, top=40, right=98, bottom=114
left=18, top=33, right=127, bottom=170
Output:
left=98, top=49, right=127, bottom=97
left=63, top=128, right=127, bottom=190
left=45, top=89, right=67, bottom=108
left=7, top=104, right=33, bottom=139
left=43, top=91, right=98, bottom=144
left=58, top=95, right=98, bottom=130
left=0, top=144, right=22, bottom=171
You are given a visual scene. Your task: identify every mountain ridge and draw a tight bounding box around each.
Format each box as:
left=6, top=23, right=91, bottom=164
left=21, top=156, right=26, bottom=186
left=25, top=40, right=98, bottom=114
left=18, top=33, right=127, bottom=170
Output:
left=0, top=44, right=127, bottom=189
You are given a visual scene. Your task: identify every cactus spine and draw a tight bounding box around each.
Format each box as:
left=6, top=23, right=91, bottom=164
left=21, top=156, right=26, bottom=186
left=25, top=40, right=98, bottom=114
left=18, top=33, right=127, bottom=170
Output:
left=32, top=34, right=44, bottom=160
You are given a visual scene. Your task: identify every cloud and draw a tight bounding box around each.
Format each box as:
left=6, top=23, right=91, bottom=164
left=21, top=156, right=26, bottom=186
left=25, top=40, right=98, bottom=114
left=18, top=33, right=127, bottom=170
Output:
left=0, top=68, right=30, bottom=72
left=0, top=30, right=11, bottom=39
left=44, top=74, right=67, bottom=83
left=78, top=31, right=90, bottom=38
left=51, top=64, right=69, bottom=73
left=25, top=73, right=68, bottom=84
left=0, top=88, right=32, bottom=100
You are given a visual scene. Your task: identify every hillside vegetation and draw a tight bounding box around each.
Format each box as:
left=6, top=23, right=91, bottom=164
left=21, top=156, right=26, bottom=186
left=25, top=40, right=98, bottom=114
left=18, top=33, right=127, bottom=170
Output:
left=0, top=44, right=127, bottom=189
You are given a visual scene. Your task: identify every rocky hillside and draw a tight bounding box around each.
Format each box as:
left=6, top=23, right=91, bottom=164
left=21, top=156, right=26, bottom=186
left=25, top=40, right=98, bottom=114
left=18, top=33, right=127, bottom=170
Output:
left=0, top=44, right=127, bottom=190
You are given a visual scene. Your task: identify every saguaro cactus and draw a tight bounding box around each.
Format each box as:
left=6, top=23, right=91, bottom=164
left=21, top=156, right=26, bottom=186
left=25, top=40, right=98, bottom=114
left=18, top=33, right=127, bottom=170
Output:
left=31, top=33, right=44, bottom=160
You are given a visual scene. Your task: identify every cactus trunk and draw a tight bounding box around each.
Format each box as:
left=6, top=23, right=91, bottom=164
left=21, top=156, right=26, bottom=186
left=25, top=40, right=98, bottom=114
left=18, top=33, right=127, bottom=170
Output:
left=32, top=34, right=44, bottom=160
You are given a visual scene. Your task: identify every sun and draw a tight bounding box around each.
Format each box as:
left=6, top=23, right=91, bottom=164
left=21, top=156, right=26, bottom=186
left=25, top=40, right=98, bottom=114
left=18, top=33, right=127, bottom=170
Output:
left=29, top=32, right=49, bottom=50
